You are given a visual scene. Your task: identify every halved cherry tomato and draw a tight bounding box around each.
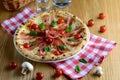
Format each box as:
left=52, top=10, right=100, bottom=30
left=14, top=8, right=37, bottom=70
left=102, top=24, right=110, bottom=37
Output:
left=57, top=18, right=65, bottom=24
left=100, top=25, right=106, bottom=33
left=30, top=23, right=38, bottom=30
left=36, top=72, right=44, bottom=80
left=23, top=43, right=30, bottom=48
left=54, top=50, right=60, bottom=56
left=46, top=37, right=53, bottom=44
left=10, top=62, right=17, bottom=69
left=87, top=19, right=94, bottom=27
left=75, top=33, right=81, bottom=39
left=55, top=69, right=63, bottom=77
left=99, top=13, right=105, bottom=19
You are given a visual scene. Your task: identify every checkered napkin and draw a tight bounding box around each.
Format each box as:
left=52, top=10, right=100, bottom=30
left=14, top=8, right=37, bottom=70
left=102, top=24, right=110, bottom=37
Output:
left=1, top=8, right=37, bottom=35
left=1, top=8, right=116, bottom=80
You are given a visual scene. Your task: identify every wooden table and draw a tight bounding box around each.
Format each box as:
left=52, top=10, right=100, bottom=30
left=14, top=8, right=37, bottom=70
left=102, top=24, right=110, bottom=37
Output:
left=0, top=0, right=120, bottom=80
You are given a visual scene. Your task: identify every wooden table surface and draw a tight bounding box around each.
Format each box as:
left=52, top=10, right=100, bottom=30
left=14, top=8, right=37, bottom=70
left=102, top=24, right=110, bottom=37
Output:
left=0, top=0, right=120, bottom=80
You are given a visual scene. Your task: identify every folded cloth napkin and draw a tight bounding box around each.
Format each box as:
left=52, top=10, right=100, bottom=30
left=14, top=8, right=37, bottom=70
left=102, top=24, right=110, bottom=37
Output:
left=1, top=8, right=116, bottom=80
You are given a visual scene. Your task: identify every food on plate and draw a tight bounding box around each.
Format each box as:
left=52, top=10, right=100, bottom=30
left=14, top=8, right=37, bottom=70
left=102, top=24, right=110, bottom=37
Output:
left=14, top=10, right=90, bottom=62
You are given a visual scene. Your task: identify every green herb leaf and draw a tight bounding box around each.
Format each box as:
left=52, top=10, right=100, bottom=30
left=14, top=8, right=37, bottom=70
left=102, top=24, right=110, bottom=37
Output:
left=59, top=45, right=67, bottom=50
left=68, top=37, right=75, bottom=41
left=51, top=21, right=57, bottom=27
left=65, top=26, right=73, bottom=33
left=44, top=46, right=50, bottom=52
left=30, top=30, right=38, bottom=36
left=30, top=42, right=36, bottom=47
left=39, top=23, right=45, bottom=30
left=75, top=65, right=81, bottom=73
left=79, top=59, right=87, bottom=64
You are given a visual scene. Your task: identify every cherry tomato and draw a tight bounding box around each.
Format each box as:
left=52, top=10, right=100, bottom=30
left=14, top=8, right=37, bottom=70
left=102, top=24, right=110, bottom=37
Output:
left=55, top=69, right=63, bottom=77
left=87, top=19, right=94, bottom=27
left=99, top=13, right=105, bottom=19
left=53, top=38, right=63, bottom=46
left=30, top=23, right=38, bottom=30
left=75, top=33, right=81, bottom=39
left=57, top=18, right=65, bottom=24
left=46, top=37, right=53, bottom=44
left=23, top=43, right=30, bottom=48
left=100, top=25, right=106, bottom=33
left=10, top=62, right=17, bottom=69
left=59, top=30, right=65, bottom=35
left=36, top=72, right=44, bottom=80
left=54, top=50, right=60, bottom=56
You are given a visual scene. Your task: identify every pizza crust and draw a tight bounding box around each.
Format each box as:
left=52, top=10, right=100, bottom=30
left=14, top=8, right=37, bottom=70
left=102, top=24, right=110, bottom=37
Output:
left=14, top=10, right=90, bottom=62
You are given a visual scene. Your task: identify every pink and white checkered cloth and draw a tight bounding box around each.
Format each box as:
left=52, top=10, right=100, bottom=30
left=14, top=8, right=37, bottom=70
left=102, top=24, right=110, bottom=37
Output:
left=1, top=8, right=116, bottom=80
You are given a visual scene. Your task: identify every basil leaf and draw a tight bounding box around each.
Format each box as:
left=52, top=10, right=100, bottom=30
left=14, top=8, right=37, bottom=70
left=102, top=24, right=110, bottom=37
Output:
left=79, top=59, right=87, bottom=64
left=51, top=21, right=57, bottom=27
left=59, top=45, right=67, bottom=50
left=65, top=26, right=73, bottom=33
left=30, top=42, right=36, bottom=47
left=39, top=23, right=45, bottom=30
left=75, top=65, right=81, bottom=73
left=68, top=37, right=75, bottom=41
left=44, top=46, right=50, bottom=52
left=30, top=30, right=38, bottom=36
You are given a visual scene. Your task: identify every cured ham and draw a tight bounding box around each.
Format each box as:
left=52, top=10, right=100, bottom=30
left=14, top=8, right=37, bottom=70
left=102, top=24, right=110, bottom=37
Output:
left=66, top=17, right=75, bottom=26
left=20, top=32, right=35, bottom=40
left=42, top=15, right=54, bottom=24
left=46, top=28, right=60, bottom=38
left=66, top=40, right=82, bottom=46
left=53, top=38, right=64, bottom=47
left=39, top=42, right=47, bottom=55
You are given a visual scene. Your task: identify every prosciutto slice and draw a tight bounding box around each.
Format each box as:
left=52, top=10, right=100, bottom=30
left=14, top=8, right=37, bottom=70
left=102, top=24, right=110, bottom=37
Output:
left=66, top=17, right=75, bottom=26
left=20, top=32, right=35, bottom=40
left=42, top=15, right=54, bottom=24
left=27, top=39, right=43, bottom=50
left=39, top=42, right=47, bottom=55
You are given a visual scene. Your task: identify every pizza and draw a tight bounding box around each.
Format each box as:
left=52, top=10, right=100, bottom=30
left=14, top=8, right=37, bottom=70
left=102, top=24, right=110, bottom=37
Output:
left=14, top=10, right=90, bottom=62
